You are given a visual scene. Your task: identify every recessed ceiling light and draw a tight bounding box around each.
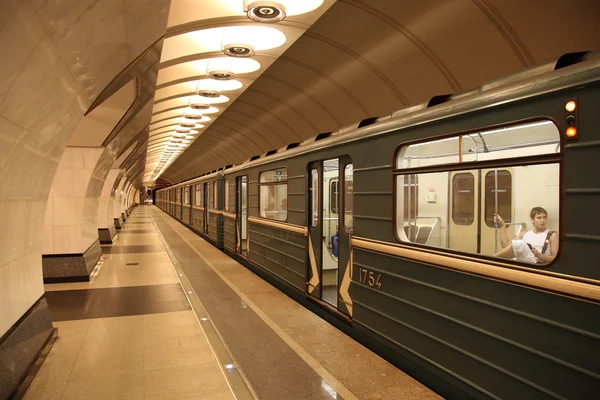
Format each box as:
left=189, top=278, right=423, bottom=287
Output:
left=246, top=1, right=286, bottom=23
left=223, top=43, right=255, bottom=58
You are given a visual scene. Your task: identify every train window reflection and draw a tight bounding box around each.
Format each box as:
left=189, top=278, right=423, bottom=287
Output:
left=344, top=164, right=353, bottom=233
left=330, top=179, right=339, bottom=214
left=194, top=184, right=202, bottom=206
left=224, top=179, right=229, bottom=211
left=311, top=169, right=319, bottom=227
left=395, top=120, right=560, bottom=264
left=259, top=167, right=287, bottom=221
left=397, top=120, right=559, bottom=169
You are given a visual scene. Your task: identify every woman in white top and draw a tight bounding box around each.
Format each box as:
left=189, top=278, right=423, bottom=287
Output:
left=494, top=207, right=559, bottom=265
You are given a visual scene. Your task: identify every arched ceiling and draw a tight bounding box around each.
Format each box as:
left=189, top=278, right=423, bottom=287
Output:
left=148, top=0, right=600, bottom=184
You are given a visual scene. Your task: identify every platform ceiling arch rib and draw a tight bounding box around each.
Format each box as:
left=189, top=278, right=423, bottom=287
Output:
left=148, top=0, right=600, bottom=184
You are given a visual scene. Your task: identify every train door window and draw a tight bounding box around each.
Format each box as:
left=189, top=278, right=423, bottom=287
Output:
left=344, top=164, right=353, bottom=233
left=212, top=181, right=217, bottom=209
left=404, top=175, right=418, bottom=221
left=484, top=170, right=512, bottom=227
left=224, top=179, right=229, bottom=211
left=330, top=179, right=339, bottom=214
left=259, top=168, right=287, bottom=221
left=184, top=186, right=189, bottom=205
left=394, top=119, right=560, bottom=265
left=322, top=158, right=339, bottom=307
left=195, top=184, right=202, bottom=206
left=311, top=168, right=319, bottom=227
left=452, top=173, right=475, bottom=225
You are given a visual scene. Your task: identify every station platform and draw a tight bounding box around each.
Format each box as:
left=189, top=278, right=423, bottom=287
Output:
left=23, top=205, right=441, bottom=400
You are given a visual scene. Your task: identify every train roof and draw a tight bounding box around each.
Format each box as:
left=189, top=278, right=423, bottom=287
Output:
left=160, top=51, right=600, bottom=190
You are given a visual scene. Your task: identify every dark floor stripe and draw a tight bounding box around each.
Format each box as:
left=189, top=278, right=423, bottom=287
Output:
left=118, top=229, right=159, bottom=234
left=44, top=284, right=191, bottom=321
left=151, top=210, right=345, bottom=400
left=102, top=245, right=165, bottom=254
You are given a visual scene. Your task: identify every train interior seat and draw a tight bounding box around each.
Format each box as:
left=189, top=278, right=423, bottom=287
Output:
left=404, top=224, right=434, bottom=245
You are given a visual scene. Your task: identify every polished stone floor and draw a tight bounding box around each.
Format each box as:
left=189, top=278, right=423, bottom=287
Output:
left=24, top=205, right=441, bottom=400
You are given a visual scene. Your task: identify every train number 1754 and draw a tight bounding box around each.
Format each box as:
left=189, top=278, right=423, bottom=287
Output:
left=358, top=268, right=382, bottom=290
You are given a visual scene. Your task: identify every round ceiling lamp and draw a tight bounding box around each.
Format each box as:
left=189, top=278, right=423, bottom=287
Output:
left=176, top=128, right=191, bottom=133
left=245, top=0, right=324, bottom=21
left=246, top=1, right=286, bottom=23
left=178, top=122, right=195, bottom=128
left=208, top=70, right=235, bottom=81
left=187, top=106, right=218, bottom=115
left=190, top=103, right=210, bottom=110
left=223, top=43, right=255, bottom=58
left=189, top=94, right=229, bottom=105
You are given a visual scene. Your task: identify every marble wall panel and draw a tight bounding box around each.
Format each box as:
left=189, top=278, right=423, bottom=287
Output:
left=99, top=169, right=122, bottom=228
left=124, top=0, right=170, bottom=58
left=0, top=253, right=44, bottom=338
left=32, top=0, right=130, bottom=104
left=0, top=2, right=47, bottom=108
left=53, top=225, right=82, bottom=254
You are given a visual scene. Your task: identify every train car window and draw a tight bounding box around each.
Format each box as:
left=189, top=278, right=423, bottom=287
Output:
left=259, top=168, right=287, bottom=221
left=484, top=170, right=511, bottom=227
left=311, top=169, right=319, bottom=227
left=176, top=188, right=180, bottom=203
left=344, top=164, right=353, bottom=233
left=394, top=120, right=560, bottom=265
left=212, top=181, right=217, bottom=209
left=330, top=179, right=339, bottom=214
left=452, top=173, right=475, bottom=225
left=224, top=179, right=229, bottom=211
left=404, top=174, right=418, bottom=220
left=194, top=184, right=202, bottom=206
left=184, top=186, right=189, bottom=205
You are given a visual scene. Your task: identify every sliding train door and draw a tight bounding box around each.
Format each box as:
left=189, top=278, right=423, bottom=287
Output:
left=236, top=175, right=248, bottom=256
left=448, top=170, right=479, bottom=253
left=480, top=168, right=513, bottom=255
left=448, top=168, right=513, bottom=255
left=307, top=162, right=323, bottom=300
left=307, top=157, right=353, bottom=316
left=203, top=182, right=209, bottom=234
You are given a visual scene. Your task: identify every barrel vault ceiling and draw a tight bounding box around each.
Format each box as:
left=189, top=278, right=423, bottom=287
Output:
left=144, top=0, right=600, bottom=185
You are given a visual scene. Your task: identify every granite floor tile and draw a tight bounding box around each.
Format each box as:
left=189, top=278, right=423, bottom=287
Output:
left=144, top=364, right=230, bottom=400
left=102, top=244, right=165, bottom=254
left=142, top=323, right=203, bottom=348
left=45, top=284, right=190, bottom=320
left=29, top=352, right=77, bottom=386
left=22, top=380, right=67, bottom=400
left=143, top=340, right=215, bottom=371
left=60, top=372, right=145, bottom=400
left=70, top=346, right=145, bottom=380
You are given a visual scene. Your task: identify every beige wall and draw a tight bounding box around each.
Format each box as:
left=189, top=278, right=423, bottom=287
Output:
left=0, top=0, right=169, bottom=337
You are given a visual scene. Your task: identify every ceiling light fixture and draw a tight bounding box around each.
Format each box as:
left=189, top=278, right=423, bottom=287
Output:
left=223, top=43, right=255, bottom=58
left=244, top=0, right=324, bottom=21
left=208, top=70, right=235, bottom=80
left=246, top=1, right=286, bottom=23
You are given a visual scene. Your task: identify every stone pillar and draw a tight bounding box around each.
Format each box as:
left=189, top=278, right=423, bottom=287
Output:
left=42, top=147, right=104, bottom=282
left=98, top=169, right=121, bottom=244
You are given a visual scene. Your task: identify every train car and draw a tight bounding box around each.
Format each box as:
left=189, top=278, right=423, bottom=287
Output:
left=157, top=52, right=600, bottom=399
left=163, top=171, right=225, bottom=249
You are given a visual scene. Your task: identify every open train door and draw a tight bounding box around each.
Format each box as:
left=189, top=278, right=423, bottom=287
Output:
left=307, top=161, right=323, bottom=300
left=337, top=157, right=353, bottom=317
